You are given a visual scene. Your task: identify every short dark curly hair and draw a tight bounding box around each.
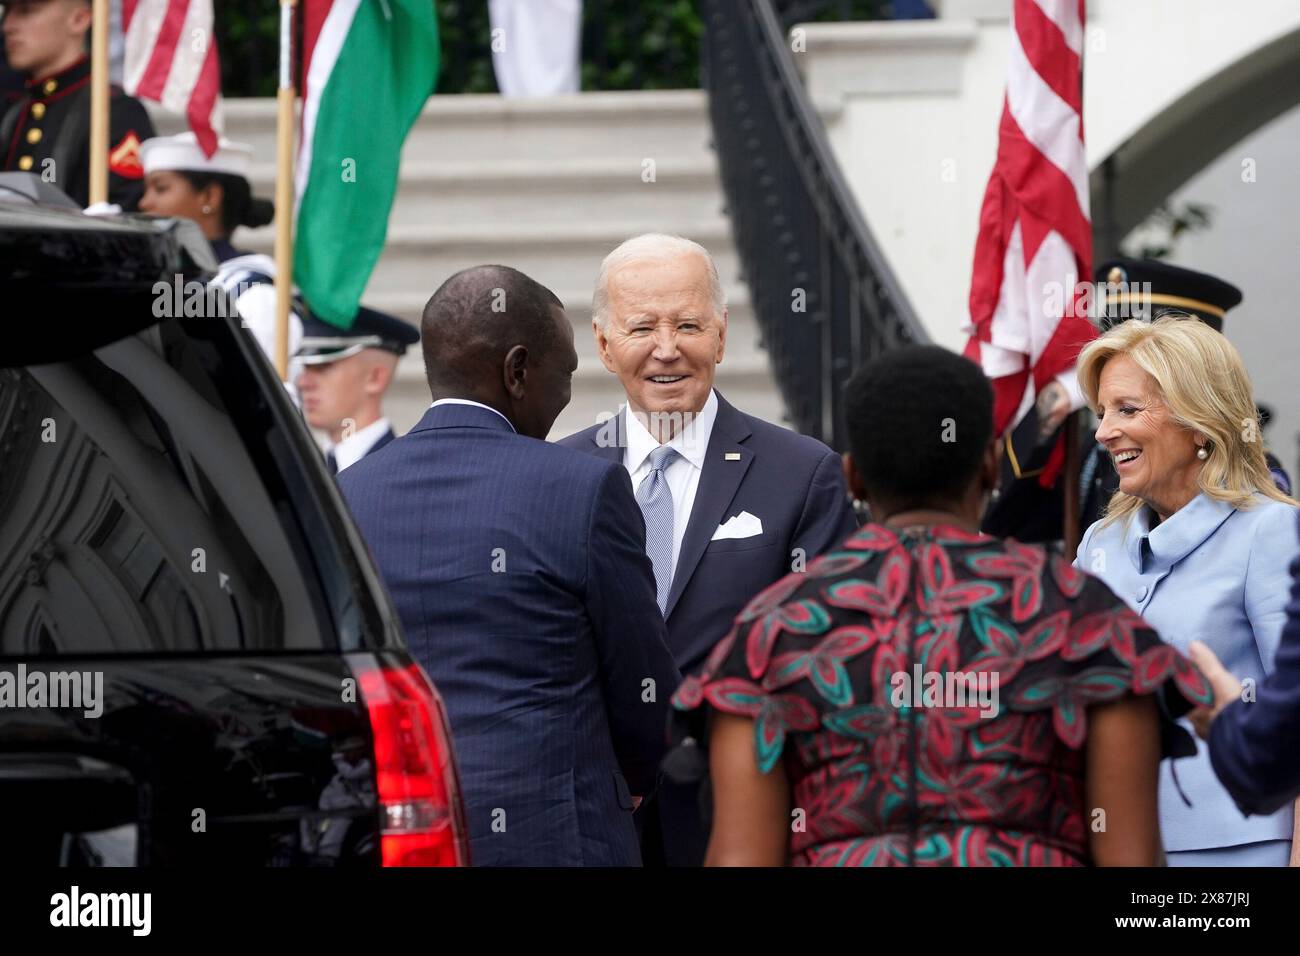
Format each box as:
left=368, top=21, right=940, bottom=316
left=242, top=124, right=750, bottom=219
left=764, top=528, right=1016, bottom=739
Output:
left=843, top=345, right=994, bottom=506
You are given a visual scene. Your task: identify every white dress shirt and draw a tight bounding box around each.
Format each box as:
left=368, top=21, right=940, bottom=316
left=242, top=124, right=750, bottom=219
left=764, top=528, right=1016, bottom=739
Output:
left=623, top=389, right=719, bottom=579
left=428, top=398, right=516, bottom=431
left=328, top=417, right=392, bottom=473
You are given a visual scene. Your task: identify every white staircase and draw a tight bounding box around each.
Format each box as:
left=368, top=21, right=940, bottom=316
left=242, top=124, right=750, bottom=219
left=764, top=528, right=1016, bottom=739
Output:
left=161, top=92, right=786, bottom=440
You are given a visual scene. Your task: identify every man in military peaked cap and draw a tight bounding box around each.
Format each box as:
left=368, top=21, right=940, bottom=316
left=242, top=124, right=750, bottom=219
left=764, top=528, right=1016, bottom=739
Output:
left=1, top=0, right=155, bottom=208
left=295, top=306, right=420, bottom=475
left=1095, top=256, right=1242, bottom=332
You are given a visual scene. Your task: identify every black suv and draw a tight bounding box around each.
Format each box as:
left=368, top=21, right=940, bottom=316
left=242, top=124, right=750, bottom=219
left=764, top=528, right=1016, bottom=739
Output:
left=0, top=177, right=468, bottom=866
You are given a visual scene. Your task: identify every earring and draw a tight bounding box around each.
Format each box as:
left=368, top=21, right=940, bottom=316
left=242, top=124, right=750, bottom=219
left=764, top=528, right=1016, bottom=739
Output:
left=201, top=205, right=212, bottom=214
left=1196, top=446, right=1208, bottom=460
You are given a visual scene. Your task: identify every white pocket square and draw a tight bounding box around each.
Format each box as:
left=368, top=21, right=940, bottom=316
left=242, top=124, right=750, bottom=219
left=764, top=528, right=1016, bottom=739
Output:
left=711, top=511, right=764, bottom=541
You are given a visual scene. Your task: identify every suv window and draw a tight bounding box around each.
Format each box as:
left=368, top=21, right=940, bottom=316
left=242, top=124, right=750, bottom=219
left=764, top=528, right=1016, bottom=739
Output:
left=1, top=314, right=341, bottom=656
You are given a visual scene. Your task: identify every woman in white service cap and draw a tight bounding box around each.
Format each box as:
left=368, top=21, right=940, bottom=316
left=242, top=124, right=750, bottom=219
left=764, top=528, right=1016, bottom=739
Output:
left=137, top=131, right=302, bottom=376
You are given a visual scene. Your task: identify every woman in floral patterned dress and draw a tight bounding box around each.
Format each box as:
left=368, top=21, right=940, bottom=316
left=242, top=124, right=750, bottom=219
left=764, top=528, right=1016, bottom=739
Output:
left=671, top=346, right=1210, bottom=866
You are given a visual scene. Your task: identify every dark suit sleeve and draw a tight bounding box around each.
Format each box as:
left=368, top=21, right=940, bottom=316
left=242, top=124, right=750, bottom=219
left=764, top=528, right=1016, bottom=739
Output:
left=791, top=448, right=859, bottom=562
left=107, top=94, right=154, bottom=211
left=584, top=463, right=682, bottom=795
left=1208, top=521, right=1300, bottom=817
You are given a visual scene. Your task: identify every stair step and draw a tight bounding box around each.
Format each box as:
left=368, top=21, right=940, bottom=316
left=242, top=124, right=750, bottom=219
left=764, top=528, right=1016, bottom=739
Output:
left=158, top=91, right=717, bottom=168
left=246, top=158, right=727, bottom=228
left=243, top=218, right=741, bottom=303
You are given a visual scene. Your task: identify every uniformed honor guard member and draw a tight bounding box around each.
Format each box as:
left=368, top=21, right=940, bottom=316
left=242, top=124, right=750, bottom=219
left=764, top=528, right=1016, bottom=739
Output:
left=295, top=308, right=420, bottom=475
left=984, top=256, right=1290, bottom=543
left=1, top=0, right=155, bottom=209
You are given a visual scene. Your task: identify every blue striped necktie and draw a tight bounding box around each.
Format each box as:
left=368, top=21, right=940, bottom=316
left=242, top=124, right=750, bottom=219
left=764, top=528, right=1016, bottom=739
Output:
left=636, top=445, right=680, bottom=615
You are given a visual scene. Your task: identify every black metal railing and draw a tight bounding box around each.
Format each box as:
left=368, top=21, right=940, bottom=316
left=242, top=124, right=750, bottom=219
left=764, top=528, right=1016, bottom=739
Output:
left=702, top=0, right=928, bottom=449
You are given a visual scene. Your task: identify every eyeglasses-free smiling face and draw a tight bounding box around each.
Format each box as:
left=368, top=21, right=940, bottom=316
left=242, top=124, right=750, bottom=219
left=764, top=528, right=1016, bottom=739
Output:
left=594, top=253, right=726, bottom=425
left=1095, top=354, right=1204, bottom=520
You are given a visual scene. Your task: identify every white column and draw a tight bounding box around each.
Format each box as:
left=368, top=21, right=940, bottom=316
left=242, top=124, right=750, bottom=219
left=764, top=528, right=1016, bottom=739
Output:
left=488, top=0, right=583, bottom=97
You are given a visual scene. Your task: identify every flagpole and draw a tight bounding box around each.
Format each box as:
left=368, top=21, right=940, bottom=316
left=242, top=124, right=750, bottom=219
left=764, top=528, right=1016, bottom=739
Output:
left=88, top=0, right=110, bottom=206
left=1063, top=410, right=1081, bottom=560
left=273, top=0, right=298, bottom=381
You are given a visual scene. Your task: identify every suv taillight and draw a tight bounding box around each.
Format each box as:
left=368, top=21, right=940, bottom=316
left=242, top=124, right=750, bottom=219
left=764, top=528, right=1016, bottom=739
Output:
left=349, top=655, right=470, bottom=867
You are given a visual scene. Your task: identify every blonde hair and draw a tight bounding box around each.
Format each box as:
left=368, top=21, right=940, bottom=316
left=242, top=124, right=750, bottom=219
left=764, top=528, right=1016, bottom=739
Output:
left=1077, top=315, right=1295, bottom=526
left=591, top=233, right=725, bottom=329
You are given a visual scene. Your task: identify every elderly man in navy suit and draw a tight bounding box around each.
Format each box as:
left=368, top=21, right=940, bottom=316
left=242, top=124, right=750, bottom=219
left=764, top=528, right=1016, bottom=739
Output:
left=339, top=265, right=679, bottom=867
left=559, top=234, right=858, bottom=865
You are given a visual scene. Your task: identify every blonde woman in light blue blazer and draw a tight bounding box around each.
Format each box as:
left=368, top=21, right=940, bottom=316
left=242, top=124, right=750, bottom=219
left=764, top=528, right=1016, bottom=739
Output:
left=1074, top=315, right=1300, bottom=867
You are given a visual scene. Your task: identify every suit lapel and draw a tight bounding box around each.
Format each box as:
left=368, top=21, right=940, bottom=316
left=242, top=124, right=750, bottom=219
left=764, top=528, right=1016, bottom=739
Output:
left=586, top=410, right=626, bottom=465
left=665, top=394, right=753, bottom=619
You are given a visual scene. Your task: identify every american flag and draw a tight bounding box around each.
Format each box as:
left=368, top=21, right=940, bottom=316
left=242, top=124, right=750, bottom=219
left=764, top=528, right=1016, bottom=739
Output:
left=963, top=0, right=1096, bottom=451
left=122, top=0, right=223, bottom=156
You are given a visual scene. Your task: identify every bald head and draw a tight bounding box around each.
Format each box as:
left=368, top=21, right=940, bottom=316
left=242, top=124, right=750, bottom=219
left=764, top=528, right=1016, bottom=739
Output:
left=420, top=265, right=576, bottom=439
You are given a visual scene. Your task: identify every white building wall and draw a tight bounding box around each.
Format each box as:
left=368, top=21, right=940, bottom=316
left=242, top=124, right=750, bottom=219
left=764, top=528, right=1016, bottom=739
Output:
left=798, top=0, right=1300, bottom=350
left=798, top=0, right=1300, bottom=471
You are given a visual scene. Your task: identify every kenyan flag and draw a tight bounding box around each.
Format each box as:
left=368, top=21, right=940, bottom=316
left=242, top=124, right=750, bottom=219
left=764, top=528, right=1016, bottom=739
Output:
left=295, top=0, right=439, bottom=327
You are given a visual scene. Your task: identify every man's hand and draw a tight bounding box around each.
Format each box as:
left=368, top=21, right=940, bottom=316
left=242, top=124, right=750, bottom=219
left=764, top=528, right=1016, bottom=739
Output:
left=1035, top=381, right=1072, bottom=443
left=1188, top=641, right=1245, bottom=739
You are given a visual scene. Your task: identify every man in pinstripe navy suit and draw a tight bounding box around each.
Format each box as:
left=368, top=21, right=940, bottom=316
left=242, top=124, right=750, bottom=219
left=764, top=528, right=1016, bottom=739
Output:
left=339, top=265, right=679, bottom=866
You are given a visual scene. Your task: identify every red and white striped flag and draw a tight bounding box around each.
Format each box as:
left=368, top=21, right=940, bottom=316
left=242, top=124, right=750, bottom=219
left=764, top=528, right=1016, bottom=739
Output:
left=963, top=0, right=1095, bottom=444
left=122, top=0, right=223, bottom=156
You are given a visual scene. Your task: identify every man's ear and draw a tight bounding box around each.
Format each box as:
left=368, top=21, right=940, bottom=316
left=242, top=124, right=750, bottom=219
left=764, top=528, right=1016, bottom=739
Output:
left=503, top=344, right=529, bottom=399
left=842, top=452, right=868, bottom=502
left=364, top=355, right=396, bottom=396
left=714, top=308, right=728, bottom=364
left=981, top=436, right=1003, bottom=495
left=594, top=321, right=617, bottom=374
left=70, top=1, right=94, bottom=36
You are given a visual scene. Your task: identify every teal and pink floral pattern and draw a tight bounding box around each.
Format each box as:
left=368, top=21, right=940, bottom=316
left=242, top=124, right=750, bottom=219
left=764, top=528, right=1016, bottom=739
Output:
left=671, top=523, right=1212, bottom=867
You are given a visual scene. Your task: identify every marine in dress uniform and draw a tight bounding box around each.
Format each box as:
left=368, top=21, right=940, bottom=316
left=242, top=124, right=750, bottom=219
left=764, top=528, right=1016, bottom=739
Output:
left=295, top=307, right=420, bottom=475
left=1, top=0, right=153, bottom=208
left=984, top=257, right=1290, bottom=542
